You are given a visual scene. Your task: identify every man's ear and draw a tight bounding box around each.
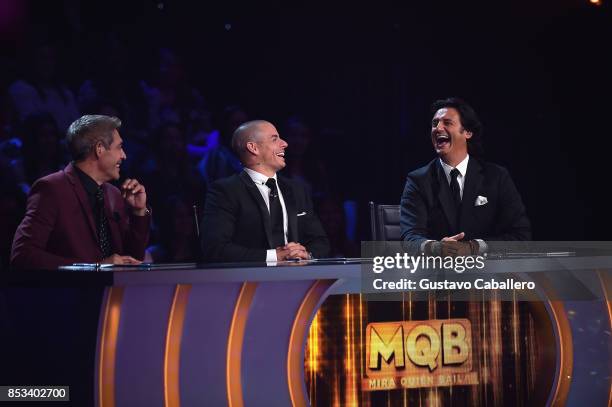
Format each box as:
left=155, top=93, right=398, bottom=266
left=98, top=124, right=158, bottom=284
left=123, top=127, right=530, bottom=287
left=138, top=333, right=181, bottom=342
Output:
left=246, top=141, right=258, bottom=155
left=95, top=141, right=105, bottom=159
left=464, top=130, right=473, bottom=140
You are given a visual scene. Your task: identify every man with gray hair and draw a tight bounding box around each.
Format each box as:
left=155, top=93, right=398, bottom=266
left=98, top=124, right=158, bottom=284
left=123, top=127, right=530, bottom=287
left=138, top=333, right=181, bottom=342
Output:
left=200, top=120, right=329, bottom=262
left=11, top=115, right=151, bottom=269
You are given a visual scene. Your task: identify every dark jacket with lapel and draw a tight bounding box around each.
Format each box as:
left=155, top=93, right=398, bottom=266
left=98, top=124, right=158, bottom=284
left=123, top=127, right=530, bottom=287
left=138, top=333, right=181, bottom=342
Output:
left=400, top=158, right=531, bottom=243
left=200, top=170, right=330, bottom=262
left=11, top=163, right=151, bottom=269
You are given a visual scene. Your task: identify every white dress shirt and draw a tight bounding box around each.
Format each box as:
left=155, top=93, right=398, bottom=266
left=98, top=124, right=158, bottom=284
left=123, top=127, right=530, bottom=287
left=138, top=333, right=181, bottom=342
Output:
left=244, top=168, right=289, bottom=262
left=439, top=154, right=469, bottom=199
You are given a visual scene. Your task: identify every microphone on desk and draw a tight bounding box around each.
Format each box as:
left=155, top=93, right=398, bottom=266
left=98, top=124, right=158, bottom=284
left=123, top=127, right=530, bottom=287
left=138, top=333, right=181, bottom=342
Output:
left=193, top=204, right=200, bottom=238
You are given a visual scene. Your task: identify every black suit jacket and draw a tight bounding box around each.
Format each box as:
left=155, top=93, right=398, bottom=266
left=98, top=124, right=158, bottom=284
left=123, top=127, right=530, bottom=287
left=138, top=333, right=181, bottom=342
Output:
left=200, top=170, right=330, bottom=262
left=400, top=158, right=531, bottom=243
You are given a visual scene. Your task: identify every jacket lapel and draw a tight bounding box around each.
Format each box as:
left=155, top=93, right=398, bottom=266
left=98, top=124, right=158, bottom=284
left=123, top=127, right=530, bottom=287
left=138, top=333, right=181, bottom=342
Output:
left=459, top=159, right=484, bottom=233
left=434, top=160, right=459, bottom=234
left=103, top=184, right=123, bottom=252
left=239, top=171, right=275, bottom=248
left=278, top=176, right=297, bottom=242
left=64, top=163, right=99, bottom=245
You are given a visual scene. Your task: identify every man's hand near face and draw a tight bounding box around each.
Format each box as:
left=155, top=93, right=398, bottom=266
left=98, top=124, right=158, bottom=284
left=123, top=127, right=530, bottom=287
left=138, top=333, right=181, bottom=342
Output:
left=121, top=178, right=148, bottom=216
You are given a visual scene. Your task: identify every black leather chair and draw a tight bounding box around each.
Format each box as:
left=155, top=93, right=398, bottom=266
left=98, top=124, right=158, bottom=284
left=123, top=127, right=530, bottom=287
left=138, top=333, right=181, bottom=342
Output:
left=369, top=202, right=401, bottom=241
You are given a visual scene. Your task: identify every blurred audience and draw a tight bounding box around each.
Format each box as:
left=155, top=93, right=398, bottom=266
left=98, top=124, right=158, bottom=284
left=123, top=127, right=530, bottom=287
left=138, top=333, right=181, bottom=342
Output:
left=315, top=195, right=360, bottom=258
left=186, top=106, right=219, bottom=154
left=0, top=177, right=26, bottom=272
left=14, top=112, right=66, bottom=192
left=1, top=16, right=352, bottom=266
left=0, top=94, right=17, bottom=143
left=196, top=105, right=244, bottom=188
left=78, top=33, right=150, bottom=141
left=138, top=122, right=205, bottom=212
left=282, top=116, right=316, bottom=196
left=145, top=195, right=200, bottom=263
left=142, top=48, right=207, bottom=131
left=8, top=42, right=79, bottom=132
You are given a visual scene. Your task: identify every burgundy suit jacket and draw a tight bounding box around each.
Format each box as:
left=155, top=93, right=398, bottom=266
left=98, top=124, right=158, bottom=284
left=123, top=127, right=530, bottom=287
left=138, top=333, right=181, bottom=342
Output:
left=11, top=163, right=151, bottom=270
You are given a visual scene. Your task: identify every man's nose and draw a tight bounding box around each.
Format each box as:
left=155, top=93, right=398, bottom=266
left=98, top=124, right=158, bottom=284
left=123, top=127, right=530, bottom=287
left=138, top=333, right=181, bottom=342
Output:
left=281, top=138, right=288, bottom=148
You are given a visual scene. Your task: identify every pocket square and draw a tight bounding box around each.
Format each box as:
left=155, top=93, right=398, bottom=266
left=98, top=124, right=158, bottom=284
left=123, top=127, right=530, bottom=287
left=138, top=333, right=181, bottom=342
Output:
left=297, top=211, right=307, bottom=216
left=475, top=195, right=488, bottom=206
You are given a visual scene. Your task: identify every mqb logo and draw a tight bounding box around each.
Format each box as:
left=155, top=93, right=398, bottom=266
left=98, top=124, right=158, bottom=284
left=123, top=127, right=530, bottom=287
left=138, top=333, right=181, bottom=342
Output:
left=364, top=319, right=479, bottom=391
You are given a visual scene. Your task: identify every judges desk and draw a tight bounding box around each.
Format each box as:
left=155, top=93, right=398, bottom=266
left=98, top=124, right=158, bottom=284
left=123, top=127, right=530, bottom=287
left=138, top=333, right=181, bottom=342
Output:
left=0, top=257, right=611, bottom=407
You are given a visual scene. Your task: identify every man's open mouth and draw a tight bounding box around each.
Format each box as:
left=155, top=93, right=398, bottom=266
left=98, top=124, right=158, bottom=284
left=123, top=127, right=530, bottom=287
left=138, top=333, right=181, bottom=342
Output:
left=436, top=134, right=450, bottom=148
left=276, top=152, right=285, bottom=158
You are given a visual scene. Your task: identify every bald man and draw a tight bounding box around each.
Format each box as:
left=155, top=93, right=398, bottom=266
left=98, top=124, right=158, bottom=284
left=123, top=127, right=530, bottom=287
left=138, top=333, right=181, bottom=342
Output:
left=200, top=120, right=329, bottom=263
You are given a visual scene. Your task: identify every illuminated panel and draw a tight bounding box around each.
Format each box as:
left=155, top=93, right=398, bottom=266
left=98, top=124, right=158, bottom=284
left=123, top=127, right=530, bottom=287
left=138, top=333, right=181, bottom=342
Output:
left=364, top=319, right=477, bottom=391
left=113, top=286, right=176, bottom=406
left=598, top=271, right=612, bottom=407
left=305, top=296, right=557, bottom=406
left=97, top=286, right=124, bottom=407
left=226, top=282, right=258, bottom=407
left=164, top=284, right=192, bottom=407
left=178, top=283, right=245, bottom=405
left=287, top=280, right=334, bottom=407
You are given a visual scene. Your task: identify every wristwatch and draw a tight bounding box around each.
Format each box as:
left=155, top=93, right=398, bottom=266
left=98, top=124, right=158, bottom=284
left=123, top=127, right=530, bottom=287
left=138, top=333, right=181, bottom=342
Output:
left=134, top=207, right=152, bottom=217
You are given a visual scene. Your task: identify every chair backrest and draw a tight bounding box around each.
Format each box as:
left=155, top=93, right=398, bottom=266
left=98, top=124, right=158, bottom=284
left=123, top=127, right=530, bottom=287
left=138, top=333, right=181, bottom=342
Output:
left=369, top=202, right=401, bottom=241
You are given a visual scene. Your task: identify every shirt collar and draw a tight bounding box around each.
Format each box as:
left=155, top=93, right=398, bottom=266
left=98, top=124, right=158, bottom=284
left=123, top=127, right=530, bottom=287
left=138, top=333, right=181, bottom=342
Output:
left=73, top=164, right=101, bottom=196
left=439, top=154, right=470, bottom=178
left=244, top=167, right=277, bottom=186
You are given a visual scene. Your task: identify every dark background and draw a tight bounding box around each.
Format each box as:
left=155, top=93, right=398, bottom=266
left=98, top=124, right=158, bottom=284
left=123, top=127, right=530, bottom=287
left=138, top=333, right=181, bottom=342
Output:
left=0, top=1, right=610, bottom=404
left=1, top=0, right=610, bottom=249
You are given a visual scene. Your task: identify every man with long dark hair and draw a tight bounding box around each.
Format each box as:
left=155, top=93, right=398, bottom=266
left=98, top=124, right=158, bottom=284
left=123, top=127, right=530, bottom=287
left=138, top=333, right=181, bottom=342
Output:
left=400, top=98, right=531, bottom=254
